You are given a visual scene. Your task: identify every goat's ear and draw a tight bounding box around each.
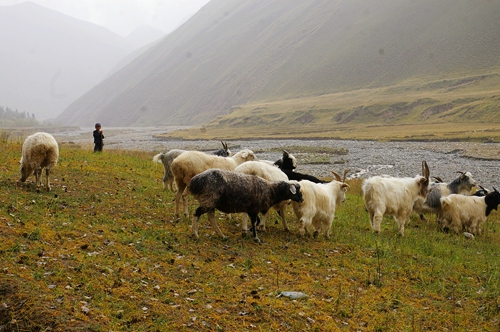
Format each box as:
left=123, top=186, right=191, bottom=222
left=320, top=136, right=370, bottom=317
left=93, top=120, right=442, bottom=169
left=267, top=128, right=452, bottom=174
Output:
left=493, top=187, right=498, bottom=193
left=283, top=150, right=289, bottom=157
left=342, top=183, right=350, bottom=190
left=289, top=184, right=297, bottom=195
left=240, top=151, right=248, bottom=158
left=422, top=161, right=430, bottom=179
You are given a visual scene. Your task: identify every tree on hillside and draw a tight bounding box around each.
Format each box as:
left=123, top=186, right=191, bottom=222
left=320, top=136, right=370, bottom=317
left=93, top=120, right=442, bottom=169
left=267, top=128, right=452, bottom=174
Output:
left=0, top=105, right=40, bottom=127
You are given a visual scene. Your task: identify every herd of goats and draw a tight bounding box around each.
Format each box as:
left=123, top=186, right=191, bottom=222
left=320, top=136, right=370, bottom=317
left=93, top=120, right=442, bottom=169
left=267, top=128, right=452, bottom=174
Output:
left=18, top=133, right=500, bottom=243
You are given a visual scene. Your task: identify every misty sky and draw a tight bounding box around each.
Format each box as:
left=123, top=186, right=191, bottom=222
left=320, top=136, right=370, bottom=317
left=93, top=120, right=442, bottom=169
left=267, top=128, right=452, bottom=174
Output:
left=0, top=0, right=211, bottom=36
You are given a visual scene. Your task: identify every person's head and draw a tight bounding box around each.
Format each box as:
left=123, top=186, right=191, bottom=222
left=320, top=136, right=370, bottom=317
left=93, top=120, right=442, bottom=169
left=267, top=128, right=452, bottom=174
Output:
left=95, top=123, right=101, bottom=130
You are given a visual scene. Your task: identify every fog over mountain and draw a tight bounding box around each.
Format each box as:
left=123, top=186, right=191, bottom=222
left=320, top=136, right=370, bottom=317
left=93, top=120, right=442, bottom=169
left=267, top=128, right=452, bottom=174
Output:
left=0, top=2, right=146, bottom=120
left=11, top=0, right=500, bottom=127
left=125, top=25, right=166, bottom=49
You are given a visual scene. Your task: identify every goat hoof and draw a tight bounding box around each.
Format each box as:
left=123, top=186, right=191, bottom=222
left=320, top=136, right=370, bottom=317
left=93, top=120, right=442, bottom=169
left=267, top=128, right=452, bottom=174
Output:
left=313, top=230, right=319, bottom=238
left=253, top=237, right=261, bottom=244
left=241, top=232, right=247, bottom=238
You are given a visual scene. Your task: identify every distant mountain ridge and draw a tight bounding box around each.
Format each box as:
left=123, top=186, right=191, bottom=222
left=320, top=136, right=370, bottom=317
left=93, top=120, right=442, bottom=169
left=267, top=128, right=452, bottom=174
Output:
left=56, top=0, right=500, bottom=127
left=125, top=25, right=165, bottom=49
left=0, top=1, right=138, bottom=119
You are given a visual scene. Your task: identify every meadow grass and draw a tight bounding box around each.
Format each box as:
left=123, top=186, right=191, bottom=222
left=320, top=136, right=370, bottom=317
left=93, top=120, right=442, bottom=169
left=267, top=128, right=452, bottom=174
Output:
left=1, top=143, right=500, bottom=331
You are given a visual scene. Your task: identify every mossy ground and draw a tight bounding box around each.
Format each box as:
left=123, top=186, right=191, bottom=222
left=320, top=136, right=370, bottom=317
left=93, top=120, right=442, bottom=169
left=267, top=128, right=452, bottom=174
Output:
left=1, top=143, right=499, bottom=331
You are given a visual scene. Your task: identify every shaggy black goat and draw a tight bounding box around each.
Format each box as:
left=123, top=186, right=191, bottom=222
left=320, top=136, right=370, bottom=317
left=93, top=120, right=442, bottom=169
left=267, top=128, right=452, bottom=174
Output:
left=274, top=150, right=326, bottom=184
left=188, top=169, right=303, bottom=242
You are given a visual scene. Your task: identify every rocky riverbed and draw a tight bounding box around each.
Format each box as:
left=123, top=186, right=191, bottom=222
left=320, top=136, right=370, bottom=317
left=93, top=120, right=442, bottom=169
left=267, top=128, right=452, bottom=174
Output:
left=53, top=126, right=500, bottom=188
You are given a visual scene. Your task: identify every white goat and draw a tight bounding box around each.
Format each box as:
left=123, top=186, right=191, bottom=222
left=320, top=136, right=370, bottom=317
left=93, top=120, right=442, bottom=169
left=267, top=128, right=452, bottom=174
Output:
left=362, top=161, right=430, bottom=236
left=413, top=171, right=477, bottom=222
left=153, top=149, right=185, bottom=192
left=189, top=169, right=303, bottom=242
left=291, top=171, right=350, bottom=239
left=19, top=132, right=59, bottom=191
left=171, top=149, right=258, bottom=217
left=440, top=188, right=500, bottom=235
left=234, top=161, right=290, bottom=231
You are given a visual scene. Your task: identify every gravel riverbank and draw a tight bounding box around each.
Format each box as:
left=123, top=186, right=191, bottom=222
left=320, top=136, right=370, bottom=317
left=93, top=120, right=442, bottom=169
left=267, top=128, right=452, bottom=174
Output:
left=53, top=126, right=500, bottom=188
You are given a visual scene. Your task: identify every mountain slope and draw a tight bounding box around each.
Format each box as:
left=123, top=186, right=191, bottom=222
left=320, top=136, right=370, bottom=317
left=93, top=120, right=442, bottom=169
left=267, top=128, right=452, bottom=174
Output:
left=56, top=0, right=500, bottom=127
left=0, top=2, right=136, bottom=120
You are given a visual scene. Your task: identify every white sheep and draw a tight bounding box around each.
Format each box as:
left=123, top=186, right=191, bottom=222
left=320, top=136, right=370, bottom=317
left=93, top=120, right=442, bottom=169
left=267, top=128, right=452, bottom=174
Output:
left=171, top=149, right=258, bottom=217
left=19, top=132, right=59, bottom=191
left=291, top=171, right=350, bottom=239
left=362, top=161, right=430, bottom=236
left=188, top=169, right=303, bottom=242
left=440, top=188, right=500, bottom=235
left=234, top=161, right=290, bottom=231
left=153, top=142, right=231, bottom=192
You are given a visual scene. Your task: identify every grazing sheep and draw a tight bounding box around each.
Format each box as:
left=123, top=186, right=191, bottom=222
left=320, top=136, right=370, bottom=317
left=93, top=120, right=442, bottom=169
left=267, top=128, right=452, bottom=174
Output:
left=362, top=161, right=430, bottom=236
left=153, top=142, right=231, bottom=192
left=234, top=161, right=291, bottom=231
left=413, top=171, right=477, bottom=223
left=275, top=150, right=326, bottom=183
left=440, top=188, right=500, bottom=235
left=292, top=171, right=350, bottom=239
left=171, top=149, right=258, bottom=217
left=188, top=169, right=303, bottom=242
left=19, top=132, right=59, bottom=191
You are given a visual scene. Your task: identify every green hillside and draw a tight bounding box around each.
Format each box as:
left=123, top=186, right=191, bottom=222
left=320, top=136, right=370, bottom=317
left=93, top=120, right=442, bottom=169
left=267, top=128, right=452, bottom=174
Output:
left=161, top=73, right=500, bottom=141
left=56, top=0, right=500, bottom=129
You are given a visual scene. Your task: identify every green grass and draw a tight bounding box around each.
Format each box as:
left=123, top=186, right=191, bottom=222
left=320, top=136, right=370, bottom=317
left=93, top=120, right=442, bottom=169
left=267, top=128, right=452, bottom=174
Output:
left=1, top=143, right=500, bottom=331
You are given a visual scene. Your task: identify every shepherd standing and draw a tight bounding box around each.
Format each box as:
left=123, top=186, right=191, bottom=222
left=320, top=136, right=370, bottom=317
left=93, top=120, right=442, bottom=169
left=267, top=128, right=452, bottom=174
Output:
left=93, top=123, right=104, bottom=152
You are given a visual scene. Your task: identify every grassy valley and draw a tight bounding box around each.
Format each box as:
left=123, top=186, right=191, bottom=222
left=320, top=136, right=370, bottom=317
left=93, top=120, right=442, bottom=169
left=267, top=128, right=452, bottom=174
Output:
left=1, top=142, right=500, bottom=331
left=160, top=72, right=500, bottom=142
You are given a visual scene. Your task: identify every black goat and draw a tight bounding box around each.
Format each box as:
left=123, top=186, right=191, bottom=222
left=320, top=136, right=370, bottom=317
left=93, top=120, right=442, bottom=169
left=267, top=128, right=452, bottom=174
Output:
left=274, top=150, right=327, bottom=184
left=473, top=185, right=490, bottom=197
left=189, top=169, right=303, bottom=243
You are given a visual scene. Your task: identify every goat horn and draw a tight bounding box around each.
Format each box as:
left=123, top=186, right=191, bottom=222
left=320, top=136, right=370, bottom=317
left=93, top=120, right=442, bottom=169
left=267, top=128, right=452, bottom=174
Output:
left=432, top=176, right=444, bottom=183
left=342, top=169, right=350, bottom=183
left=331, top=171, right=342, bottom=182
left=493, top=187, right=498, bottom=193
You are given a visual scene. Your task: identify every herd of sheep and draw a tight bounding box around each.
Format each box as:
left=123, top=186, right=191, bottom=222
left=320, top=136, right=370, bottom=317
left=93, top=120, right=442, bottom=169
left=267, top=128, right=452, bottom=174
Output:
left=18, top=133, right=500, bottom=242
